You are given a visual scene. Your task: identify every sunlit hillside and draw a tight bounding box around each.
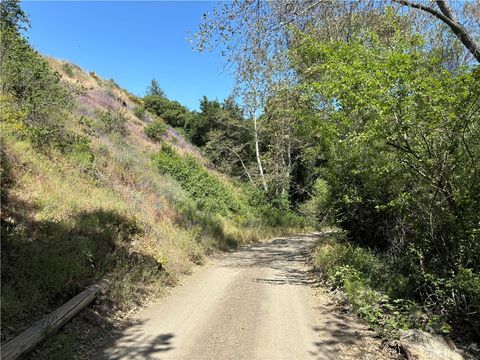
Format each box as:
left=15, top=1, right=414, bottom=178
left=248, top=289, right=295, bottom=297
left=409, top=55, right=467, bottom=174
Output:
left=1, top=56, right=301, bottom=344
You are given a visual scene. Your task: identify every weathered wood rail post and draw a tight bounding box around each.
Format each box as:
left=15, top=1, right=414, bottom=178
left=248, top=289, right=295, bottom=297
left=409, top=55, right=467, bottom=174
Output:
left=1, top=279, right=109, bottom=360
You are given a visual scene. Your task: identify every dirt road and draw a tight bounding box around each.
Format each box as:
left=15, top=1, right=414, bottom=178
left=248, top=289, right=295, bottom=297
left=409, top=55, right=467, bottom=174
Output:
left=101, top=233, right=390, bottom=360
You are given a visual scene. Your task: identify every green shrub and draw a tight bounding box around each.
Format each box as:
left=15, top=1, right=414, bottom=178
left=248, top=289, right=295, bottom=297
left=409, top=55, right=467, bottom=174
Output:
left=62, top=62, right=74, bottom=77
left=314, top=235, right=387, bottom=288
left=133, top=105, right=146, bottom=120
left=299, top=178, right=332, bottom=223
left=96, top=110, right=127, bottom=135
left=61, top=135, right=94, bottom=168
left=144, top=119, right=167, bottom=141
left=143, top=95, right=191, bottom=128
left=422, top=269, right=480, bottom=336
left=244, top=187, right=305, bottom=227
left=154, top=145, right=244, bottom=216
left=0, top=26, right=72, bottom=147
left=313, top=235, right=447, bottom=337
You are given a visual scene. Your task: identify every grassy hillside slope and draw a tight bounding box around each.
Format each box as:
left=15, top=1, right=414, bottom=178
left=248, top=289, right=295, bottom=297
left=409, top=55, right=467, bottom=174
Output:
left=0, top=58, right=303, bottom=344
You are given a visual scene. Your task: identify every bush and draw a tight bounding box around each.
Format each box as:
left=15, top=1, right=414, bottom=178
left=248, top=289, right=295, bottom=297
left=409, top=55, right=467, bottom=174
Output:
left=313, top=235, right=447, bottom=337
left=143, top=95, right=191, bottom=128
left=133, top=105, right=146, bottom=120
left=299, top=178, right=332, bottom=223
left=245, top=187, right=305, bottom=227
left=62, top=62, right=74, bottom=77
left=144, top=119, right=167, bottom=141
left=154, top=145, right=243, bottom=216
left=61, top=134, right=94, bottom=168
left=421, top=269, right=480, bottom=337
left=96, top=110, right=127, bottom=135
left=0, top=26, right=72, bottom=147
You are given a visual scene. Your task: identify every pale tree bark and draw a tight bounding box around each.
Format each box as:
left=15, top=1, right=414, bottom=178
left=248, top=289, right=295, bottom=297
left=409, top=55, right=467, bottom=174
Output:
left=242, top=61, right=269, bottom=193
left=392, top=0, right=480, bottom=62
left=253, top=111, right=268, bottom=193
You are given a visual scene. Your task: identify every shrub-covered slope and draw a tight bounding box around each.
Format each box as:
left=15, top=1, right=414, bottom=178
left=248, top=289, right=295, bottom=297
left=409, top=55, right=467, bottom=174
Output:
left=0, top=56, right=302, bottom=343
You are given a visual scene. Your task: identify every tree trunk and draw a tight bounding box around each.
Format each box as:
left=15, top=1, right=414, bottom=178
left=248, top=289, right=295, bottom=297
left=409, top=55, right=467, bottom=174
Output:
left=253, top=112, right=268, bottom=193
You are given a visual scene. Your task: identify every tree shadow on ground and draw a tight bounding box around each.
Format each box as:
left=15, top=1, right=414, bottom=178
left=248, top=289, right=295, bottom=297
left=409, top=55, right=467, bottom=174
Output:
left=221, top=233, right=324, bottom=287
left=26, top=308, right=176, bottom=360
left=309, top=304, right=388, bottom=360
left=99, top=328, right=175, bottom=360
left=1, top=188, right=163, bottom=346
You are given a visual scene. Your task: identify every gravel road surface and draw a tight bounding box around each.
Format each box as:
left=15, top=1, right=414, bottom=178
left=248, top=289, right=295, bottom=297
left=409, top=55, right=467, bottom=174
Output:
left=102, top=233, right=391, bottom=360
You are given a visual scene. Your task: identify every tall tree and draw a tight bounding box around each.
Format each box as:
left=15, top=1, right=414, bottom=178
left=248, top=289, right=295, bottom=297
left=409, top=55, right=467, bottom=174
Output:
left=146, top=78, right=165, bottom=97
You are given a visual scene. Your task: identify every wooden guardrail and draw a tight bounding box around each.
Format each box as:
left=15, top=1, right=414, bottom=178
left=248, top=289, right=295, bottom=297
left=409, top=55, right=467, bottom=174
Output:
left=1, top=279, right=109, bottom=360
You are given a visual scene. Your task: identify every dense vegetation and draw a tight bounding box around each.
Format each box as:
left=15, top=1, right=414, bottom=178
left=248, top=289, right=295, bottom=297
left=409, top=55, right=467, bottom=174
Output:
left=137, top=19, right=479, bottom=337
left=190, top=1, right=480, bottom=341
left=139, top=36, right=479, bottom=339
left=293, top=25, right=480, bottom=338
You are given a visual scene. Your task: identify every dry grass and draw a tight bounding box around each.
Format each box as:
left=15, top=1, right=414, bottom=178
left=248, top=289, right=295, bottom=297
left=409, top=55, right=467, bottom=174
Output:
left=1, top=59, right=305, bottom=346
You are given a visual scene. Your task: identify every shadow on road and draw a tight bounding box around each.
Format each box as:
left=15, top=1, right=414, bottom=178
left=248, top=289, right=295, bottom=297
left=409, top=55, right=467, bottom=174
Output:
left=102, top=330, right=175, bottom=360
left=26, top=310, right=177, bottom=360
left=50, top=232, right=351, bottom=360
left=222, top=233, right=324, bottom=287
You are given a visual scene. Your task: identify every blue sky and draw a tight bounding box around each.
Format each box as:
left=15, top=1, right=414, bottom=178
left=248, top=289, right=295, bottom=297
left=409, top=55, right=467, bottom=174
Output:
left=22, top=1, right=233, bottom=110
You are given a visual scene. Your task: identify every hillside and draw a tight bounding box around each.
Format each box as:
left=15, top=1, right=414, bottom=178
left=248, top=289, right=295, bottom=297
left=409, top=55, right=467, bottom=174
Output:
left=0, top=56, right=302, bottom=347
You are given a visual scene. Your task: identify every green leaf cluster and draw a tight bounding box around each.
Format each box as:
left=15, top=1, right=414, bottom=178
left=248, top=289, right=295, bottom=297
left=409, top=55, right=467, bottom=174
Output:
left=1, top=0, right=72, bottom=147
left=154, top=145, right=245, bottom=216
left=292, top=24, right=480, bottom=333
left=144, top=118, right=167, bottom=141
left=144, top=94, right=192, bottom=128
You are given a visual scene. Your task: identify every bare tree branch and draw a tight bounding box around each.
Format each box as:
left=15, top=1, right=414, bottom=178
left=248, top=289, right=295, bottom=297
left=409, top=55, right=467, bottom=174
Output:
left=436, top=0, right=455, bottom=21
left=392, top=0, right=480, bottom=62
left=226, top=145, right=256, bottom=187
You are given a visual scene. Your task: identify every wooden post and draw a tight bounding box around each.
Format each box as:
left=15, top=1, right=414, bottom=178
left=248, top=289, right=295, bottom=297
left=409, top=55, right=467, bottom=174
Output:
left=1, top=279, right=109, bottom=360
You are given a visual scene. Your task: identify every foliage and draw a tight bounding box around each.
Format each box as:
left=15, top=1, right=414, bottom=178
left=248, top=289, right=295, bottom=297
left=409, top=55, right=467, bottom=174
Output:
left=143, top=94, right=192, bottom=128
left=245, top=186, right=304, bottom=227
left=0, top=0, right=29, bottom=33
left=154, top=145, right=245, bottom=216
left=0, top=7, right=72, bottom=147
left=154, top=144, right=305, bottom=230
left=189, top=97, right=254, bottom=180
left=299, top=178, right=331, bottom=223
left=62, top=62, right=74, bottom=77
left=313, top=235, right=447, bottom=337
left=144, top=118, right=167, bottom=141
left=95, top=110, right=127, bottom=135
left=292, top=24, right=480, bottom=335
left=146, top=78, right=165, bottom=97
left=133, top=105, right=146, bottom=120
